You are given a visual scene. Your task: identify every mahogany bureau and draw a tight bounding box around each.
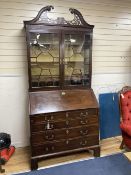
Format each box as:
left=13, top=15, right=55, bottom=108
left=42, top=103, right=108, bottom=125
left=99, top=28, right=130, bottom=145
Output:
left=24, top=6, right=100, bottom=170
left=29, top=89, right=100, bottom=170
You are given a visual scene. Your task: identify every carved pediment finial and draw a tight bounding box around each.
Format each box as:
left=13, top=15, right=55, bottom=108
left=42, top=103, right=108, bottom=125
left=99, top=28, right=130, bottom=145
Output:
left=69, top=8, right=89, bottom=26
left=24, top=5, right=54, bottom=24
left=24, top=5, right=94, bottom=28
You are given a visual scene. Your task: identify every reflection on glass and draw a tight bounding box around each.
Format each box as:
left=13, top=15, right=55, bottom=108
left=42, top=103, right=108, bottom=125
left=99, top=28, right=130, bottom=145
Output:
left=64, top=34, right=90, bottom=86
left=29, top=33, right=60, bottom=87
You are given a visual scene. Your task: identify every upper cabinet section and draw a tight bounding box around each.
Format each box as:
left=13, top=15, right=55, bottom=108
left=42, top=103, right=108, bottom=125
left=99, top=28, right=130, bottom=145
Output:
left=24, top=6, right=94, bottom=91
left=28, top=31, right=60, bottom=88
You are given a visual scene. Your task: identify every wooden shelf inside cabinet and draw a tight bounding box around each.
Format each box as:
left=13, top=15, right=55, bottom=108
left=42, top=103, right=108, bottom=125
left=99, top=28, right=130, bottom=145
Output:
left=24, top=5, right=100, bottom=170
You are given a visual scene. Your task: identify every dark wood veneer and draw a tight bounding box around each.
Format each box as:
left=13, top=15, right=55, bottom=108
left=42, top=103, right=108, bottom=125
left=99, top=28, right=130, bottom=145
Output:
left=31, top=125, right=99, bottom=144
left=24, top=6, right=100, bottom=170
left=29, top=90, right=98, bottom=114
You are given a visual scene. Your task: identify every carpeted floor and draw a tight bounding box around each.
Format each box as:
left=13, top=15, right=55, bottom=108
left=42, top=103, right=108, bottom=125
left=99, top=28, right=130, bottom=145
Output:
left=14, top=153, right=131, bottom=175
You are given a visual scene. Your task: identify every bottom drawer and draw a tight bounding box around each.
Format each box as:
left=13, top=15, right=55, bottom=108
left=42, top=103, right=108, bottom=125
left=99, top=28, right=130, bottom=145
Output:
left=31, top=135, right=99, bottom=157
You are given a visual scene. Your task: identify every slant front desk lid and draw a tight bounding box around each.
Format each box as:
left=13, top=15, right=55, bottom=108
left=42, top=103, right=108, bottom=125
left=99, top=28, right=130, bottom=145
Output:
left=29, top=89, right=98, bottom=115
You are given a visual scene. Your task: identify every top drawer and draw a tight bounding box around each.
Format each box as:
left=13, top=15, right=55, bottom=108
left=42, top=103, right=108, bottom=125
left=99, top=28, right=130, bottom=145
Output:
left=30, top=109, right=98, bottom=124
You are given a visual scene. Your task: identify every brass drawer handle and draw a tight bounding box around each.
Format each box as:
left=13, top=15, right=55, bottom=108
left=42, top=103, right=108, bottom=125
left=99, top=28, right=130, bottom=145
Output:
left=66, top=120, right=69, bottom=125
left=50, top=124, right=54, bottom=129
left=80, top=140, right=87, bottom=146
left=45, top=116, right=48, bottom=121
left=66, top=112, right=69, bottom=118
left=80, top=112, right=88, bottom=118
left=45, top=146, right=54, bottom=151
left=45, top=115, right=54, bottom=120
left=66, top=130, right=69, bottom=134
left=45, top=134, right=55, bottom=140
left=66, top=140, right=69, bottom=144
left=80, top=120, right=88, bottom=125
left=80, top=115, right=87, bottom=118
left=51, top=115, right=54, bottom=120
left=86, top=111, right=89, bottom=115
left=80, top=130, right=88, bottom=135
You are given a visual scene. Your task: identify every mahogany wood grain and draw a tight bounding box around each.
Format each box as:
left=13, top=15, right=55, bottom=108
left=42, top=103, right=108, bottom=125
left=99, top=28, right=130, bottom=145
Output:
left=31, top=135, right=99, bottom=157
left=29, top=89, right=98, bottom=115
left=30, top=115, right=98, bottom=132
left=31, top=125, right=99, bottom=144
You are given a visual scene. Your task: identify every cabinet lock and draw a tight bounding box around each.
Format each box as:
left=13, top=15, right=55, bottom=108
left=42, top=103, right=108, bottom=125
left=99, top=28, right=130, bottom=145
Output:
left=46, top=121, right=53, bottom=130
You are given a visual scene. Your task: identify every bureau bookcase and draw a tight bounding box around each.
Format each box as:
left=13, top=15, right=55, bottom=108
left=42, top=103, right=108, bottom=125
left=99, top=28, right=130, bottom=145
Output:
left=24, top=6, right=100, bottom=170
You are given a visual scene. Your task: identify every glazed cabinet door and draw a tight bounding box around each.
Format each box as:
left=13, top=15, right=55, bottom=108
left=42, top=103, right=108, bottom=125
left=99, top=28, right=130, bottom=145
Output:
left=27, top=30, right=61, bottom=90
left=62, top=31, right=92, bottom=88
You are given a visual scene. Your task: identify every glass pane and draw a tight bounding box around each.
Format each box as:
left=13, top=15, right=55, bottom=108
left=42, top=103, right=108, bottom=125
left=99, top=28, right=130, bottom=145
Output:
left=64, top=33, right=90, bottom=86
left=29, top=33, right=60, bottom=88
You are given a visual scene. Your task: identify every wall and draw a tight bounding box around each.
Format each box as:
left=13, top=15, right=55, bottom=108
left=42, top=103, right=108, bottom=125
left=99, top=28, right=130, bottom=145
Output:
left=0, top=0, right=131, bottom=147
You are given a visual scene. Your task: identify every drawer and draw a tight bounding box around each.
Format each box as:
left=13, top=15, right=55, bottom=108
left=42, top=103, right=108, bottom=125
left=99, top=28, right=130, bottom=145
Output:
left=30, top=113, right=66, bottom=124
left=67, top=116, right=98, bottom=127
left=31, top=135, right=99, bottom=157
left=31, top=125, right=99, bottom=144
left=30, top=109, right=97, bottom=124
left=31, top=120, right=66, bottom=132
left=68, top=109, right=97, bottom=119
left=31, top=140, right=65, bottom=156
left=30, top=116, right=98, bottom=132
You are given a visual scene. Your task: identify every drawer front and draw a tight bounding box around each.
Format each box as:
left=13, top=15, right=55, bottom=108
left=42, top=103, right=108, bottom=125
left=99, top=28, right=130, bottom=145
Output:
left=31, top=120, right=66, bottom=132
left=31, top=135, right=99, bottom=157
left=30, top=115, right=98, bottom=132
left=66, top=116, right=98, bottom=127
left=30, top=109, right=97, bottom=124
left=31, top=125, right=99, bottom=144
left=68, top=109, right=97, bottom=119
left=30, top=113, right=66, bottom=124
